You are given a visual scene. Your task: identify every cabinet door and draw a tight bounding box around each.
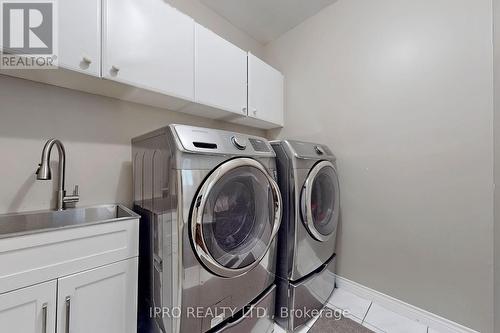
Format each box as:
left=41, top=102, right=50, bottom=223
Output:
left=103, top=0, right=194, bottom=100
left=59, top=0, right=101, bottom=76
left=56, top=258, right=138, bottom=333
left=248, top=53, right=284, bottom=126
left=195, top=23, right=247, bottom=115
left=0, top=280, right=56, bottom=333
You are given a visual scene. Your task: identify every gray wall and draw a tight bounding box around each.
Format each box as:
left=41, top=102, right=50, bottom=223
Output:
left=494, top=0, right=500, bottom=331
left=0, top=75, right=265, bottom=213
left=264, top=0, right=494, bottom=331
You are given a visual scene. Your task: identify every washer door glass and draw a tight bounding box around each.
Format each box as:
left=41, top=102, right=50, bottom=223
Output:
left=191, top=158, right=282, bottom=277
left=201, top=166, right=273, bottom=269
left=302, top=161, right=340, bottom=241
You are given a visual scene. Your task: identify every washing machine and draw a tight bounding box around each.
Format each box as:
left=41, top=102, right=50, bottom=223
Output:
left=132, top=125, right=282, bottom=333
left=271, top=140, right=339, bottom=332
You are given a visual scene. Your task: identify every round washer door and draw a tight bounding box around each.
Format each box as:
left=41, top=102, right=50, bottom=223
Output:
left=301, top=160, right=340, bottom=242
left=190, top=158, right=282, bottom=278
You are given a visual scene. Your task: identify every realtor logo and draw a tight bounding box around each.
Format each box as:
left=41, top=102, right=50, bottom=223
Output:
left=1, top=0, right=58, bottom=68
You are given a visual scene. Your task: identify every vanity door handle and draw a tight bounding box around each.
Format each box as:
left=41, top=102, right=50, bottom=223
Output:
left=65, top=296, right=71, bottom=333
left=42, top=303, right=48, bottom=333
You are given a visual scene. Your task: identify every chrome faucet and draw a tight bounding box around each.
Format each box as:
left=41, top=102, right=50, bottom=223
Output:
left=36, top=139, right=79, bottom=210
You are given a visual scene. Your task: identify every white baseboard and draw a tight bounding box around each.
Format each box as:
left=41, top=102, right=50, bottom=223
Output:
left=334, top=275, right=479, bottom=333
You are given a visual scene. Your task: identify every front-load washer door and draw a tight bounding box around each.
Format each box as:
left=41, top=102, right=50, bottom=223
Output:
left=190, top=158, right=282, bottom=278
left=301, top=161, right=340, bottom=242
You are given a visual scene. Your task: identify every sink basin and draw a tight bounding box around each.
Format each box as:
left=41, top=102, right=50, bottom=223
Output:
left=0, top=204, right=139, bottom=239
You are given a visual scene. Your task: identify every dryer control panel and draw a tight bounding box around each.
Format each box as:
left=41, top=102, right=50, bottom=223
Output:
left=172, top=124, right=275, bottom=157
left=272, top=140, right=336, bottom=162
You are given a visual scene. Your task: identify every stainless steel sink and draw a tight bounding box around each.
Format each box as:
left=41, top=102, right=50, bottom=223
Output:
left=0, top=204, right=139, bottom=239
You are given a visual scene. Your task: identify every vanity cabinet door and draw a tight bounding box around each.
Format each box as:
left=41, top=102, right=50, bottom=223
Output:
left=102, top=0, right=195, bottom=100
left=56, top=258, right=138, bottom=333
left=248, top=53, right=284, bottom=126
left=0, top=280, right=56, bottom=333
left=59, top=0, right=101, bottom=76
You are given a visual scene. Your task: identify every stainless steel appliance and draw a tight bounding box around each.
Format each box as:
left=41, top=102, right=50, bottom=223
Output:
left=271, top=140, right=339, bottom=331
left=132, top=125, right=282, bottom=333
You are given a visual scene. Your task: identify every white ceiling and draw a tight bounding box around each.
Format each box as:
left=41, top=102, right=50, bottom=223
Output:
left=200, top=0, right=338, bottom=44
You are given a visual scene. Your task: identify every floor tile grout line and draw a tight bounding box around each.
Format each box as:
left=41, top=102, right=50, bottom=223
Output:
left=361, top=301, right=373, bottom=324
left=339, top=287, right=428, bottom=333
left=365, top=321, right=389, bottom=333
left=322, top=303, right=367, bottom=326
left=305, top=287, right=428, bottom=333
left=328, top=288, right=372, bottom=322
left=360, top=302, right=426, bottom=333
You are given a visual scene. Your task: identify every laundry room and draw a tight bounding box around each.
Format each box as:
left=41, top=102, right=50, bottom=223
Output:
left=0, top=0, right=498, bottom=332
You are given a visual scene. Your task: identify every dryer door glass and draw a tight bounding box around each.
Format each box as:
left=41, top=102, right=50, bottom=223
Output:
left=302, top=161, right=340, bottom=241
left=202, top=166, right=272, bottom=269
left=311, top=167, right=337, bottom=235
left=191, top=158, right=282, bottom=277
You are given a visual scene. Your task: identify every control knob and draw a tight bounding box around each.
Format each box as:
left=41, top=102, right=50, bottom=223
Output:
left=231, top=136, right=247, bottom=150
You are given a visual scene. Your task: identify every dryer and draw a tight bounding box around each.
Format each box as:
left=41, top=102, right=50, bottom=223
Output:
left=133, top=125, right=282, bottom=333
left=271, top=140, right=339, bottom=332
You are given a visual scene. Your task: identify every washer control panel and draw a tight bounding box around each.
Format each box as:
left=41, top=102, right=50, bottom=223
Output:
left=249, top=138, right=271, bottom=152
left=231, top=136, right=247, bottom=150
left=172, top=124, right=275, bottom=156
left=314, top=145, right=325, bottom=155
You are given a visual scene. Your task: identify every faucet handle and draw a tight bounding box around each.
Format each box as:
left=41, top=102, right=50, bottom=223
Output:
left=63, top=185, right=80, bottom=207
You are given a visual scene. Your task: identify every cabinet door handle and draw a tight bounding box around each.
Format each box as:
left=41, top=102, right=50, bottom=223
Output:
left=111, top=65, right=120, bottom=72
left=65, top=296, right=71, bottom=333
left=82, top=56, right=92, bottom=64
left=242, top=106, right=247, bottom=114
left=42, top=303, right=48, bottom=333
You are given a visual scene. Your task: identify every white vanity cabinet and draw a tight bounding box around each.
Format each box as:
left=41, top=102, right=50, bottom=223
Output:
left=0, top=258, right=137, bottom=333
left=0, top=206, right=139, bottom=333
left=102, top=0, right=195, bottom=100
left=194, top=23, right=248, bottom=116
left=0, top=280, right=57, bottom=333
left=57, top=258, right=138, bottom=333
left=248, top=53, right=284, bottom=127
left=59, top=0, right=101, bottom=76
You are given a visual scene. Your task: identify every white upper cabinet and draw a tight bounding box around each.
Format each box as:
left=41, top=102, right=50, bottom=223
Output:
left=59, top=0, right=101, bottom=76
left=0, top=280, right=57, bottom=333
left=195, top=23, right=247, bottom=115
left=5, top=2, right=285, bottom=129
left=248, top=53, right=284, bottom=126
left=102, top=0, right=195, bottom=100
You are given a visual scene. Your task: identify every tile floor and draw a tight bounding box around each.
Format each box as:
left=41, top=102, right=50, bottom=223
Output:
left=274, top=287, right=434, bottom=333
